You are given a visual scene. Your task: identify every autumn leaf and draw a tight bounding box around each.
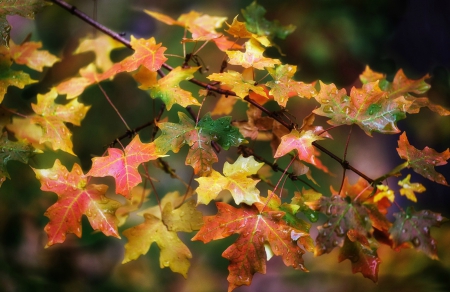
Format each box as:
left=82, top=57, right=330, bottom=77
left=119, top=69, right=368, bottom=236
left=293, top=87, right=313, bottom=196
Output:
left=145, top=9, right=238, bottom=51
left=74, top=34, right=125, bottom=72
left=338, top=234, right=381, bottom=282
left=226, top=38, right=280, bottom=70
left=145, top=66, right=200, bottom=110
left=195, top=155, right=263, bottom=205
left=56, top=64, right=100, bottom=99
left=86, top=134, right=162, bottom=198
left=390, top=207, right=446, bottom=259
left=33, top=159, right=121, bottom=246
left=30, top=88, right=90, bottom=154
left=0, top=132, right=35, bottom=186
left=154, top=112, right=245, bottom=175
left=241, top=1, right=296, bottom=40
left=9, top=40, right=59, bottom=71
left=274, top=129, right=324, bottom=165
left=207, top=70, right=266, bottom=98
left=0, top=46, right=37, bottom=103
left=122, top=192, right=203, bottom=278
left=373, top=185, right=395, bottom=203
left=193, top=201, right=309, bottom=292
left=398, top=174, right=426, bottom=202
left=232, top=104, right=273, bottom=140
left=0, top=0, right=50, bottom=46
left=396, top=132, right=450, bottom=185
left=313, top=81, right=412, bottom=135
left=116, top=186, right=151, bottom=226
left=266, top=64, right=317, bottom=107
left=225, top=16, right=253, bottom=38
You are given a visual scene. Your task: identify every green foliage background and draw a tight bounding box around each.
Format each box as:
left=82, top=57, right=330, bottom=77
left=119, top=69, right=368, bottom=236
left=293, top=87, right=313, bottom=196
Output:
left=1, top=0, right=450, bottom=291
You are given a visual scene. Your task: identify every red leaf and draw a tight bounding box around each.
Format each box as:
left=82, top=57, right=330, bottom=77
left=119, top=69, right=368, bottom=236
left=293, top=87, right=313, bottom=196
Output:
left=33, top=159, right=121, bottom=246
left=86, top=135, right=161, bottom=198
left=192, top=202, right=309, bottom=292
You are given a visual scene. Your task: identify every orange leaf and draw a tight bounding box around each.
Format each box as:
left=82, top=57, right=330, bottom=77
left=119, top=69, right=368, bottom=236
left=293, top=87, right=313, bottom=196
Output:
left=274, top=129, right=324, bottom=165
left=226, top=38, right=280, bottom=70
left=9, top=40, right=60, bottom=71
left=33, top=159, right=121, bottom=247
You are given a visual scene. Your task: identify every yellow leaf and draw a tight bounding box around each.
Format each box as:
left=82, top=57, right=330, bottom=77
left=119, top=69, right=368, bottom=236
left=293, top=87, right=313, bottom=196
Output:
left=226, top=38, right=280, bottom=70
left=374, top=185, right=395, bottom=203
left=398, top=174, right=426, bottom=202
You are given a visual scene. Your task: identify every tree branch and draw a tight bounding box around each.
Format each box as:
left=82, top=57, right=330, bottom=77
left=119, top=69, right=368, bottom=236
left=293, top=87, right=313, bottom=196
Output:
left=49, top=0, right=374, bottom=185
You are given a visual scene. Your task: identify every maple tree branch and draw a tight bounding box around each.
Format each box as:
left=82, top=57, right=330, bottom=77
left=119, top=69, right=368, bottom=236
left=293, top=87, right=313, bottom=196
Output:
left=50, top=0, right=374, bottom=185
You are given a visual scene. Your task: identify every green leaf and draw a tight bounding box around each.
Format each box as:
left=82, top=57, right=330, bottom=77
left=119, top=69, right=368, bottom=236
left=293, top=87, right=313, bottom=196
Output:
left=197, top=113, right=245, bottom=150
left=241, top=1, right=296, bottom=40
left=0, top=0, right=50, bottom=46
left=0, top=132, right=35, bottom=186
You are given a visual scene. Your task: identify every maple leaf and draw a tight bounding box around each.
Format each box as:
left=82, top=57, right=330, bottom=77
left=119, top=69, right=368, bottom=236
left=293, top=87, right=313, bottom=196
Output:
left=313, top=177, right=393, bottom=281
left=74, top=34, right=125, bottom=72
left=56, top=64, right=100, bottom=99
left=373, top=185, right=395, bottom=203
left=9, top=40, right=59, bottom=71
left=232, top=104, right=273, bottom=140
left=195, top=155, right=263, bottom=205
left=192, top=202, right=309, bottom=292
left=225, top=16, right=253, bottom=38
left=390, top=207, right=446, bottom=259
left=207, top=70, right=266, bottom=98
left=274, top=129, right=324, bottom=165
left=122, top=192, right=203, bottom=278
left=86, top=134, right=161, bottom=198
left=313, top=81, right=412, bottom=135
left=101, top=36, right=167, bottom=81
left=0, top=0, right=50, bottom=46
left=143, top=66, right=200, bottom=110
left=0, top=132, right=35, bottom=186
left=398, top=174, right=425, bottom=202
left=241, top=1, right=296, bottom=40
left=6, top=116, right=43, bottom=150
left=30, top=88, right=90, bottom=154
left=362, top=67, right=449, bottom=116
left=0, top=46, right=37, bottom=103
left=33, top=159, right=121, bottom=246
left=226, top=38, right=280, bottom=70
left=397, top=132, right=450, bottom=185
left=154, top=112, right=245, bottom=175
left=116, top=186, right=151, bottom=226
left=266, top=64, right=317, bottom=107
left=338, top=233, right=381, bottom=282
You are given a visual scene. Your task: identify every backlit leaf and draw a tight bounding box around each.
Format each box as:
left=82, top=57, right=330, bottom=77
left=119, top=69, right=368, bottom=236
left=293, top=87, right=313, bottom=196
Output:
left=398, top=174, right=426, bottom=202
left=122, top=192, right=202, bottom=278
left=207, top=70, right=266, bottom=98
left=0, top=46, right=37, bottom=103
left=33, top=159, right=121, bottom=246
left=149, top=66, right=200, bottom=110
left=274, top=129, right=324, bottom=165
left=226, top=38, right=280, bottom=70
left=86, top=134, right=162, bottom=198
left=195, top=155, right=263, bottom=205
left=9, top=40, right=59, bottom=71
left=397, top=132, right=450, bottom=185
left=30, top=88, right=90, bottom=154
left=192, top=202, right=309, bottom=292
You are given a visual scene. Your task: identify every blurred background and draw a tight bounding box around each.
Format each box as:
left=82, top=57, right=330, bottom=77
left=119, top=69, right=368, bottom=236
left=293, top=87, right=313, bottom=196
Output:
left=1, top=0, right=450, bottom=291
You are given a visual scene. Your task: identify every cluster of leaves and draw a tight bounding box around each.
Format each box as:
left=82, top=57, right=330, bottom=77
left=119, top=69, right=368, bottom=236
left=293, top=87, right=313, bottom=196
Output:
left=1, top=1, right=449, bottom=291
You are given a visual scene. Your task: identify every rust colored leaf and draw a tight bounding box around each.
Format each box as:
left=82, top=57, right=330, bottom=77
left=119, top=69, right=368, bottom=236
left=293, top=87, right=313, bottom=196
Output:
left=397, top=132, right=450, bottom=185
left=192, top=202, right=309, bottom=292
left=390, top=207, right=446, bottom=259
